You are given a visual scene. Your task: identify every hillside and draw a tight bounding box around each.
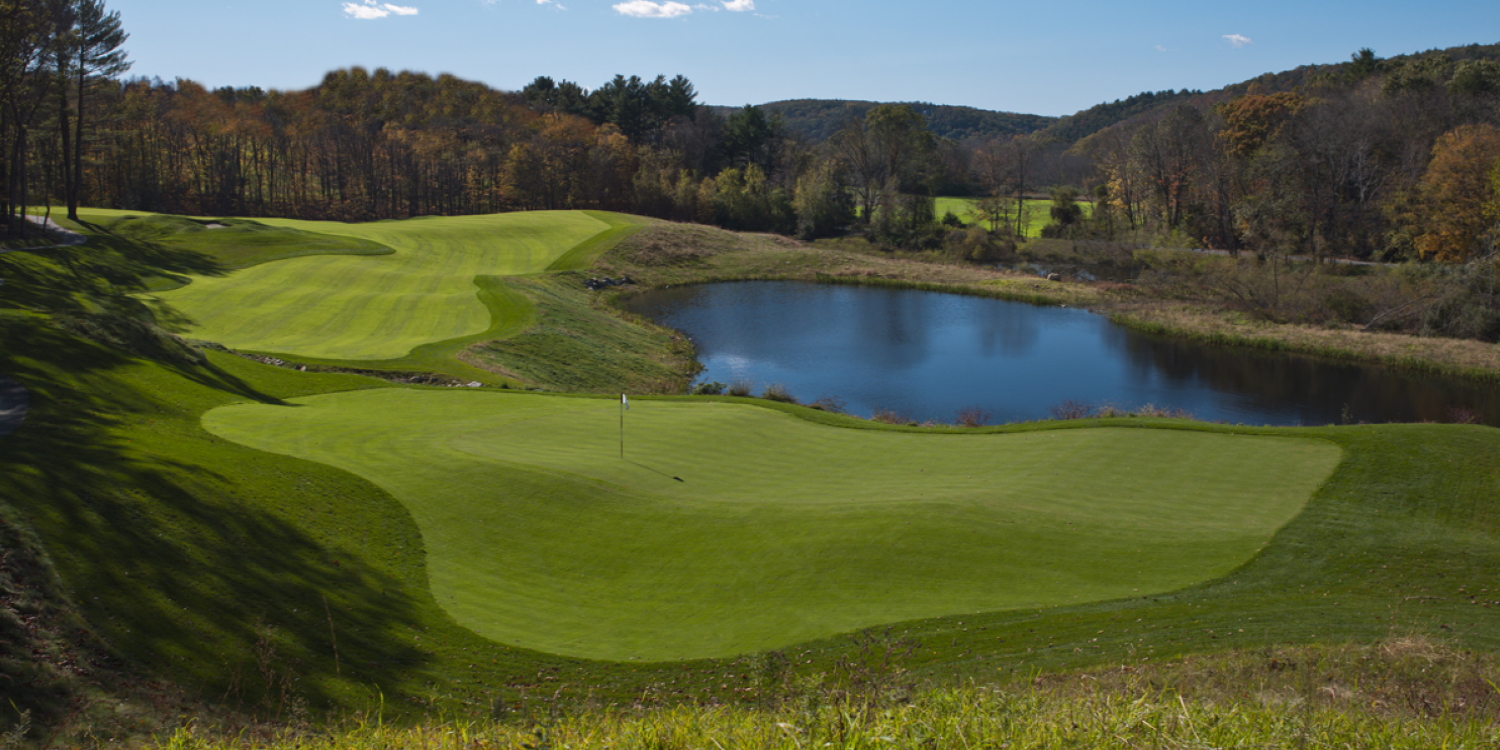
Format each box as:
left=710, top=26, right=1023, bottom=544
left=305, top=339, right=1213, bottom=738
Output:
left=1038, top=40, right=1500, bottom=145
left=714, top=99, right=1055, bottom=143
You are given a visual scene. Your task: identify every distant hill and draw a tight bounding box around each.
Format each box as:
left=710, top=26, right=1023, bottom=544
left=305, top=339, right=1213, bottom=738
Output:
left=711, top=99, right=1055, bottom=144
left=1041, top=41, right=1500, bottom=146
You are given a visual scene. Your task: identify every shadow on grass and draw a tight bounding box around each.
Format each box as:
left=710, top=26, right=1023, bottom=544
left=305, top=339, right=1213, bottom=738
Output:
left=0, top=320, right=434, bottom=724
left=626, top=459, right=685, bottom=483
left=624, top=459, right=687, bottom=483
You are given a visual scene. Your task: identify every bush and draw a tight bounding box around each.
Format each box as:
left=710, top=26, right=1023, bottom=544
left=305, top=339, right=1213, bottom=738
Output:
left=808, top=396, right=848, bottom=413
left=954, top=406, right=991, bottom=427
left=727, top=380, right=754, bottom=397
left=760, top=383, right=797, bottom=403
left=870, top=408, right=911, bottom=425
left=691, top=381, right=726, bottom=396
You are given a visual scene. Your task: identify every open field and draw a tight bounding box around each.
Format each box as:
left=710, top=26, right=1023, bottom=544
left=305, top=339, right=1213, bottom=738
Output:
left=203, top=389, right=1339, bottom=660
left=936, top=196, right=1091, bottom=237
left=141, top=210, right=639, bottom=360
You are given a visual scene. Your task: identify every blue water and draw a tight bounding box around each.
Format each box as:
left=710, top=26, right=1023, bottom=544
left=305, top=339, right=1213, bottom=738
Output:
left=622, top=281, right=1500, bottom=426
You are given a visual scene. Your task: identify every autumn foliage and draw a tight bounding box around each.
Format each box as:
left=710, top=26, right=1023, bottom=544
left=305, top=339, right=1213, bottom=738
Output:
left=1413, top=124, right=1500, bottom=261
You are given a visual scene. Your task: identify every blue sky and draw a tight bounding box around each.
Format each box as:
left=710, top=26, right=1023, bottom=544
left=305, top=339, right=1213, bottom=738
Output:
left=109, top=0, right=1500, bottom=117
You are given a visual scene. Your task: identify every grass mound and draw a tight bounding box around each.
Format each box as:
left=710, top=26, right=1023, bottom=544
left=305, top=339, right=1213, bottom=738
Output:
left=463, top=275, right=693, bottom=393
left=95, top=214, right=392, bottom=271
left=203, top=389, right=1340, bottom=661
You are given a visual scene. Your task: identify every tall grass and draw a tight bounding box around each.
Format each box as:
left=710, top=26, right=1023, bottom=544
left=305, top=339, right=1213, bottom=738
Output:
left=147, top=676, right=1499, bottom=749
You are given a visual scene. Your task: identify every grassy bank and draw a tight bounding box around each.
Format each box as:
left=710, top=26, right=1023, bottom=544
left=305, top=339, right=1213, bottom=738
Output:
left=462, top=274, right=694, bottom=394
left=140, top=639, right=1500, bottom=749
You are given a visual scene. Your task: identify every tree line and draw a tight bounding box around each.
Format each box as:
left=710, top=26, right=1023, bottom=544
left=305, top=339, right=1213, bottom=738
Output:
left=3, top=3, right=1499, bottom=268
left=1, top=0, right=127, bottom=236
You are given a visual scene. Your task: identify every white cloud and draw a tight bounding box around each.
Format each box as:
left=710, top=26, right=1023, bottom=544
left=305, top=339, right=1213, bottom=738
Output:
left=1154, top=44, right=1168, bottom=52
left=722, top=0, right=754, bottom=10
left=1223, top=34, right=1252, bottom=48
left=614, top=1, right=692, bottom=17
left=343, top=1, right=419, bottom=19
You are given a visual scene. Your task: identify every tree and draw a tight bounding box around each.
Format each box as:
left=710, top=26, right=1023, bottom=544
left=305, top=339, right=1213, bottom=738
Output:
left=792, top=159, right=852, bottom=239
left=834, top=104, right=938, bottom=230
left=58, top=0, right=128, bottom=220
left=722, top=104, right=780, bottom=171
left=1413, top=124, right=1500, bottom=261
left=1129, top=104, right=1210, bottom=231
left=1043, top=186, right=1082, bottom=236
left=1, top=0, right=75, bottom=236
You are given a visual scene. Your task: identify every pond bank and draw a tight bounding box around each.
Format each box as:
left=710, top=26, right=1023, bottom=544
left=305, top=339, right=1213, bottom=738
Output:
left=586, top=223, right=1500, bottom=386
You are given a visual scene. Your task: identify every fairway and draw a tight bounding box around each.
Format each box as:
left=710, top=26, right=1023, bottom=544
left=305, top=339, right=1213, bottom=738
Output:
left=150, top=211, right=612, bottom=360
left=204, top=390, right=1342, bottom=661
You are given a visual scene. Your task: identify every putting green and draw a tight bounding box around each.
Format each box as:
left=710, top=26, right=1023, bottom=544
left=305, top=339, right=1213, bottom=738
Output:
left=204, top=391, right=1342, bottom=661
left=153, top=211, right=610, bottom=360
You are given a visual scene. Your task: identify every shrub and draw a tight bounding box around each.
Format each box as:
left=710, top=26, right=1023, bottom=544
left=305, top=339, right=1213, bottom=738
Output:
left=808, top=396, right=848, bottom=413
left=870, top=408, right=910, bottom=425
left=1049, top=399, right=1094, bottom=420
left=691, top=381, right=726, bottom=396
left=760, top=383, right=797, bottom=403
left=727, top=380, right=754, bottom=397
left=954, top=406, right=991, bottom=427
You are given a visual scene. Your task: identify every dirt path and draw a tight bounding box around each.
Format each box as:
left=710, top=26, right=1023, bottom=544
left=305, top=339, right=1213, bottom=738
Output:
left=0, top=376, right=28, bottom=438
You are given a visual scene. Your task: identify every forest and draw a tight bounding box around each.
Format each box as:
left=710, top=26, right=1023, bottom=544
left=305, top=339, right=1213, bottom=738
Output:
left=3, top=2, right=1500, bottom=268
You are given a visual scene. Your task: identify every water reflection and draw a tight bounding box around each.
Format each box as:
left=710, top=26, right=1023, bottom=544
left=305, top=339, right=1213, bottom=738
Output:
left=622, top=282, right=1500, bottom=426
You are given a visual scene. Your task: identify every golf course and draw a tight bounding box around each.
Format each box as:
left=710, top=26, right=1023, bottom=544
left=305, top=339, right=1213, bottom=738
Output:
left=86, top=209, right=646, bottom=361
left=4, top=208, right=1500, bottom=739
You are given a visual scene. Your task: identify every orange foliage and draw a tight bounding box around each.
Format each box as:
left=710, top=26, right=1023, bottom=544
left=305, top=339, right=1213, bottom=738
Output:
left=1414, top=124, right=1500, bottom=261
left=1216, top=92, right=1305, bottom=159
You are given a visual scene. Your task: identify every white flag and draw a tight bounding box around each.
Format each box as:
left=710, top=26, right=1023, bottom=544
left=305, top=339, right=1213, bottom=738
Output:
left=621, top=394, right=629, bottom=410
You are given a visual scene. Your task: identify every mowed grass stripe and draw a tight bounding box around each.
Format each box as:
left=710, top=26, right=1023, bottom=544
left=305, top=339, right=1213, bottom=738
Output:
left=153, top=212, right=610, bottom=360
left=204, top=390, right=1342, bottom=661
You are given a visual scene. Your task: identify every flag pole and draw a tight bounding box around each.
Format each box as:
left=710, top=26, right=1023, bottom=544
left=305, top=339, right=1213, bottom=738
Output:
left=620, top=393, right=626, bottom=459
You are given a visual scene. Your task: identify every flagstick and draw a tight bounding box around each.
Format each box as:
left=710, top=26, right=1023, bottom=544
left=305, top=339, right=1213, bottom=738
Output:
left=620, top=394, right=625, bottom=459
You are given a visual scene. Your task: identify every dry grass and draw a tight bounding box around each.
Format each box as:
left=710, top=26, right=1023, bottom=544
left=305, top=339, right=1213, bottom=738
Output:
left=137, top=638, right=1500, bottom=750
left=1109, top=301, right=1500, bottom=379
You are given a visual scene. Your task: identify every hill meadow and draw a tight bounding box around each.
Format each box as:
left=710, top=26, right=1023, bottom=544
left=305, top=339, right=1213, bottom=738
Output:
left=5, top=3, right=1500, bottom=748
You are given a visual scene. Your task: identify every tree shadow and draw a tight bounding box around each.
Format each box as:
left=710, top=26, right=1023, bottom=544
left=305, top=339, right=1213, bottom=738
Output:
left=0, top=319, right=437, bottom=723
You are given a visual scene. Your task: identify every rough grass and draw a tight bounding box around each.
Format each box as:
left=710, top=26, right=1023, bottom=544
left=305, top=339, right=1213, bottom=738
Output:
left=462, top=274, right=694, bottom=394
left=150, top=211, right=616, bottom=360
left=137, top=638, right=1500, bottom=749
left=1110, top=301, right=1500, bottom=381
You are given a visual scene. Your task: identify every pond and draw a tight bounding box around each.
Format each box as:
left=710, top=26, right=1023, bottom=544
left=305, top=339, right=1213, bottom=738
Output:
left=620, top=281, right=1500, bottom=426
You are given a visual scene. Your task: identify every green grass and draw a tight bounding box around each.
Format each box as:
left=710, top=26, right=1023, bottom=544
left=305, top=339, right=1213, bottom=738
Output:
left=203, top=388, right=1340, bottom=660
left=936, top=196, right=1091, bottom=237
left=147, top=211, right=623, bottom=360
left=6, top=310, right=1500, bottom=723
left=89, top=213, right=392, bottom=272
